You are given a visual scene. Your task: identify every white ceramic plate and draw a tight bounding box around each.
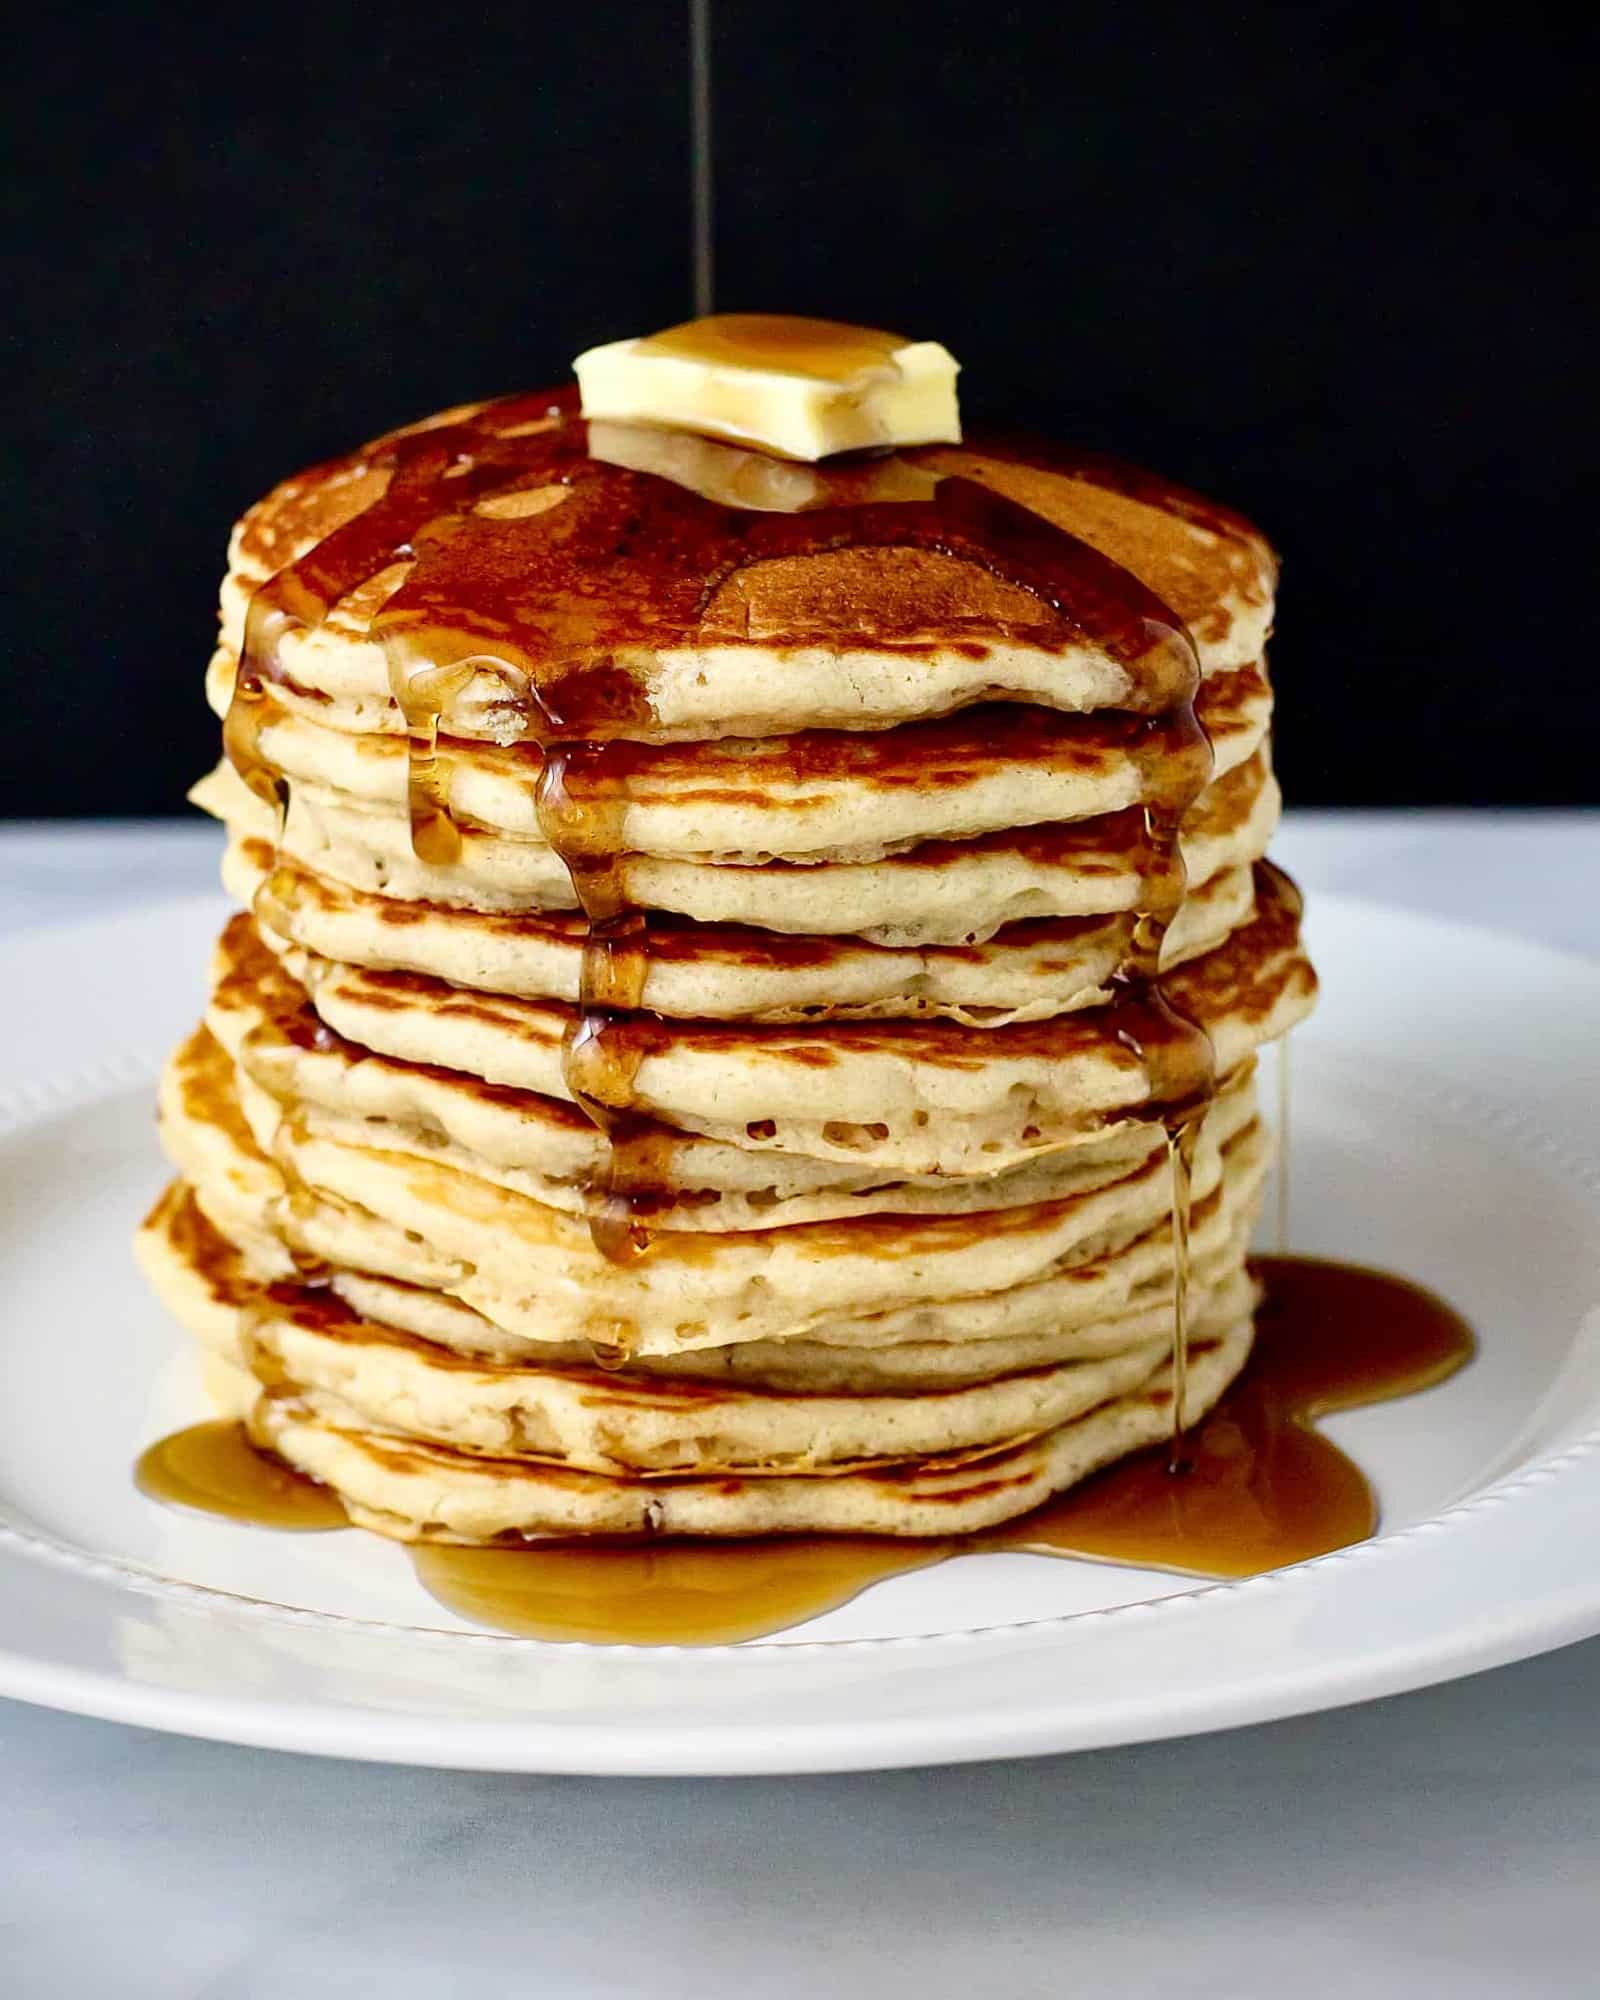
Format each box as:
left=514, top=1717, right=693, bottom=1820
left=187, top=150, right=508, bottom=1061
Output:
left=2, top=892, right=1599, bottom=1774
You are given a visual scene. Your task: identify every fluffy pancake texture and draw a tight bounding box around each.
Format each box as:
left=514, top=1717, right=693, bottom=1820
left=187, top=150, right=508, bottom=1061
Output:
left=139, top=387, right=1314, bottom=1544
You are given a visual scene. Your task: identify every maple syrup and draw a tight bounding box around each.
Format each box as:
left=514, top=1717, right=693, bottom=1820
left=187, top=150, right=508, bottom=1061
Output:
left=393, top=660, right=478, bottom=864
left=1006, top=1256, right=1475, bottom=1577
left=533, top=738, right=659, bottom=1294
left=1275, top=1033, right=1292, bottom=1252
left=1162, top=1113, right=1204, bottom=1472
left=410, top=1534, right=949, bottom=1647
left=135, top=1419, right=347, bottom=1530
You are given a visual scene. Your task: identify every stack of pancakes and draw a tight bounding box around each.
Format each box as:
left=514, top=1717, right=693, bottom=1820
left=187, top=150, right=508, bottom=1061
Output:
left=137, top=392, right=1317, bottom=1541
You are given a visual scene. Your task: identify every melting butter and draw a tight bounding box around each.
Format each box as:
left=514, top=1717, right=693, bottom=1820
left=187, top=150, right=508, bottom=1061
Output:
left=573, top=313, right=960, bottom=462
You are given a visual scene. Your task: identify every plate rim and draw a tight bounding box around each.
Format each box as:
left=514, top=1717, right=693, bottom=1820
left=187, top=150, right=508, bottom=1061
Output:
left=3, top=1434, right=1598, bottom=1773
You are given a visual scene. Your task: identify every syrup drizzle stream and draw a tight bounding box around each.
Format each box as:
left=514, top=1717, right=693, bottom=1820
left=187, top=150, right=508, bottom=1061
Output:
left=688, top=0, right=715, bottom=318
left=534, top=739, right=659, bottom=1364
left=1112, top=697, right=1216, bottom=1465
left=1164, top=1113, right=1203, bottom=1472
left=1275, top=1032, right=1292, bottom=1253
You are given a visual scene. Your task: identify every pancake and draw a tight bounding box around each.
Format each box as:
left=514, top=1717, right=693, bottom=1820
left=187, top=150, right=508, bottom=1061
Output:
left=225, top=834, right=1307, bottom=1047
left=158, top=1004, right=1268, bottom=1353
left=138, top=1182, right=1255, bottom=1537
left=233, top=866, right=1312, bottom=1173
left=156, top=1032, right=1272, bottom=1376
left=250, top=1322, right=1253, bottom=1541
left=216, top=400, right=1275, bottom=748
left=281, top=1112, right=1264, bottom=1355
left=192, top=737, right=1279, bottom=947
left=326, top=1195, right=1264, bottom=1390
left=202, top=654, right=1274, bottom=863
left=230, top=835, right=1264, bottom=1026
left=143, top=1184, right=1237, bottom=1475
left=208, top=916, right=1269, bottom=1227
left=154, top=1010, right=1272, bottom=1384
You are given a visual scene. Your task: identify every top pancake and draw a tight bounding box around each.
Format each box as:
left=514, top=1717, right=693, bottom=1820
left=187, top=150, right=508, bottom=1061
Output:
left=218, top=392, right=1276, bottom=744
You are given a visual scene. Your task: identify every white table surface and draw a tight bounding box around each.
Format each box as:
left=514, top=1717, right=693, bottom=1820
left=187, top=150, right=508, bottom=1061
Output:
left=3, top=811, right=1598, bottom=2000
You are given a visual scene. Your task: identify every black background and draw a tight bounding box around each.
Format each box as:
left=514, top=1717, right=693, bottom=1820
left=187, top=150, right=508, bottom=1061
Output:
left=8, top=2, right=1593, bottom=815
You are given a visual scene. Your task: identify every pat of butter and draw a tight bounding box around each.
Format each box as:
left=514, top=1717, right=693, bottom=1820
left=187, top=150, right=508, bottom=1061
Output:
left=573, top=314, right=961, bottom=461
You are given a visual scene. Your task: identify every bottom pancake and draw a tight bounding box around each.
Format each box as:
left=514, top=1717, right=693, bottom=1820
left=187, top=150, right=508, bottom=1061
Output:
left=252, top=1328, right=1250, bottom=1541
left=137, top=1180, right=1255, bottom=1540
